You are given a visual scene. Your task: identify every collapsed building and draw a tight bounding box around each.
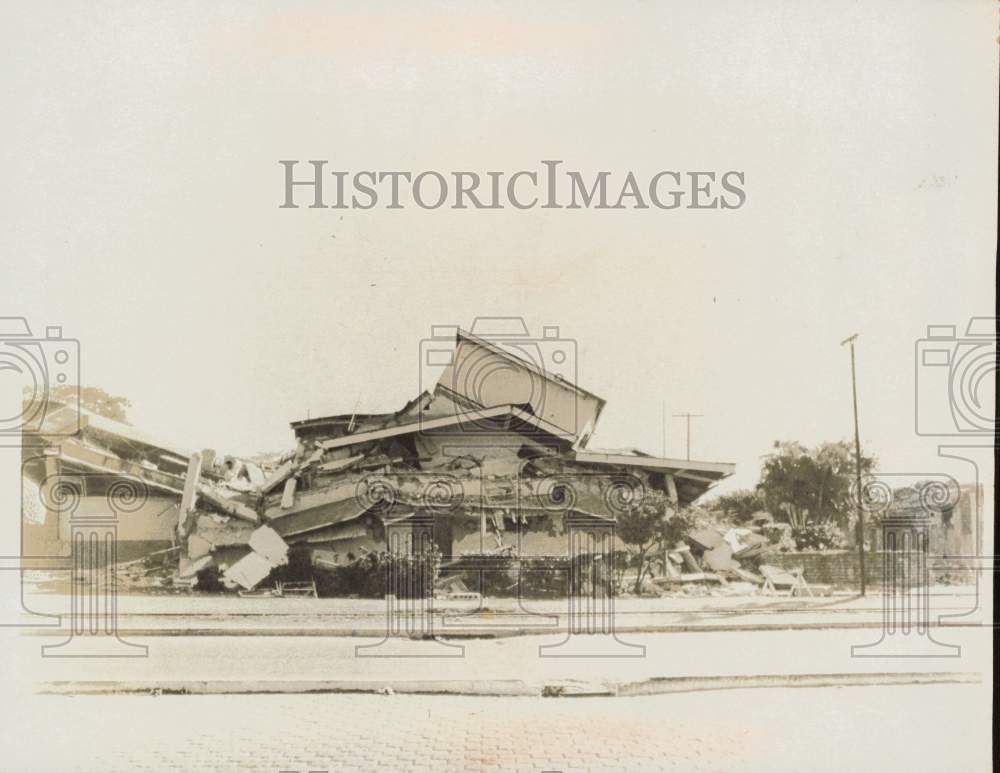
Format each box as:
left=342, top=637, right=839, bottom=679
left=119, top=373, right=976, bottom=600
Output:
left=23, top=326, right=735, bottom=593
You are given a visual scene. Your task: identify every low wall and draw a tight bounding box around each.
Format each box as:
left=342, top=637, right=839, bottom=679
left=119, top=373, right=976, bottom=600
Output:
left=766, top=551, right=974, bottom=588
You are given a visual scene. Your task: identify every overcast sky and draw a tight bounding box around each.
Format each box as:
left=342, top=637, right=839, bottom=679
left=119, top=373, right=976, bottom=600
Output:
left=2, top=1, right=996, bottom=495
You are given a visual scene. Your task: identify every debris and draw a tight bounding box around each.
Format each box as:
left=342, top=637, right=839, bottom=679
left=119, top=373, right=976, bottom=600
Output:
left=686, top=528, right=724, bottom=551
left=730, top=567, right=764, bottom=585
left=317, top=454, right=364, bottom=474
left=26, top=324, right=743, bottom=599
left=673, top=546, right=702, bottom=574
left=177, top=452, right=202, bottom=538
left=223, top=552, right=275, bottom=591
left=277, top=580, right=318, bottom=598
left=281, top=477, right=297, bottom=509
left=248, top=526, right=290, bottom=566
left=222, top=526, right=291, bottom=591
left=187, top=534, right=213, bottom=560
left=197, top=484, right=259, bottom=524
left=238, top=587, right=280, bottom=598
left=702, top=542, right=740, bottom=573
left=260, top=461, right=295, bottom=495
left=178, top=554, right=213, bottom=579
left=760, top=564, right=813, bottom=597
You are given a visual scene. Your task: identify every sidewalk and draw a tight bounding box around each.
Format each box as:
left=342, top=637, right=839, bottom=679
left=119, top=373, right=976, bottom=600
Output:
left=16, top=584, right=990, bottom=637
left=10, top=584, right=989, bottom=699
left=13, top=627, right=988, bottom=698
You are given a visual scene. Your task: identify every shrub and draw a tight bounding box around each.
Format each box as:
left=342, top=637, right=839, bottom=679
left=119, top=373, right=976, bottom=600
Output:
left=313, top=547, right=441, bottom=598
left=792, top=522, right=847, bottom=551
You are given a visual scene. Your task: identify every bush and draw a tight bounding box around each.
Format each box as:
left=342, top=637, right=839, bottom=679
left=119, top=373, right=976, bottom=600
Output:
left=314, top=547, right=441, bottom=598
left=792, top=522, right=847, bottom=551
left=444, top=555, right=573, bottom=598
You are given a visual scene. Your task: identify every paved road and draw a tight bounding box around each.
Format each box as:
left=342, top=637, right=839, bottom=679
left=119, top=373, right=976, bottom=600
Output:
left=16, top=586, right=989, bottom=637
left=1, top=683, right=989, bottom=772
left=14, top=627, right=990, bottom=690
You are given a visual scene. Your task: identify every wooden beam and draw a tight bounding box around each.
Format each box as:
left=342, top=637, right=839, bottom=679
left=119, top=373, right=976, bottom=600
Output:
left=54, top=440, right=185, bottom=495
left=178, top=453, right=202, bottom=537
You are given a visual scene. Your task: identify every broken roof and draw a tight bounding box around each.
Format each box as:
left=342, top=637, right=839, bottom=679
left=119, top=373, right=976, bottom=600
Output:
left=313, top=403, right=576, bottom=452
left=573, top=448, right=735, bottom=506
left=434, top=329, right=606, bottom=444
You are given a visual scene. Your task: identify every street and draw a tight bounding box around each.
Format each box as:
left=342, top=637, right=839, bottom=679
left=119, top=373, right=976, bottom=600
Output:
left=2, top=683, right=989, bottom=772
left=14, top=627, right=990, bottom=690
left=6, top=592, right=993, bottom=772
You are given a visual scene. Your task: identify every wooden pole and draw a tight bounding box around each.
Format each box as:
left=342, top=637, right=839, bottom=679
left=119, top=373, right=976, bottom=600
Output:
left=841, top=334, right=867, bottom=596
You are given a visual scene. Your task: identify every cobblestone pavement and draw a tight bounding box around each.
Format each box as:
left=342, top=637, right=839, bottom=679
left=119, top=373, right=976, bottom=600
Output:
left=2, top=684, right=988, bottom=772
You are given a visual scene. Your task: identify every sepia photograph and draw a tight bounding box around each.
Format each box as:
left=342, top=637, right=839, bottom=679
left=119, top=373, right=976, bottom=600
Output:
left=1, top=2, right=996, bottom=771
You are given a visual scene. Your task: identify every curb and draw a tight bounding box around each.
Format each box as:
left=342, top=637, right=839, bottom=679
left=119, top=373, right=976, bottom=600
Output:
left=38, top=671, right=981, bottom=698
left=27, top=621, right=982, bottom=638
left=613, top=670, right=982, bottom=696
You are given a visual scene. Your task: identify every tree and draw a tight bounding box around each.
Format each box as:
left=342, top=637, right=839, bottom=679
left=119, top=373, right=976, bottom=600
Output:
left=42, top=384, right=132, bottom=424
left=618, top=488, right=693, bottom=594
left=714, top=488, right=766, bottom=524
left=757, top=440, right=875, bottom=531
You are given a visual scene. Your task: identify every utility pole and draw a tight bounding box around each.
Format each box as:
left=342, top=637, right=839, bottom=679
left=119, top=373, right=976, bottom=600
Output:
left=661, top=401, right=667, bottom=457
left=672, top=412, right=703, bottom=461
left=841, top=333, right=867, bottom=596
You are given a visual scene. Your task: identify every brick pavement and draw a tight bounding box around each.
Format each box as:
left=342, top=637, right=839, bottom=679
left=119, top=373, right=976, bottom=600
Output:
left=2, top=684, right=988, bottom=772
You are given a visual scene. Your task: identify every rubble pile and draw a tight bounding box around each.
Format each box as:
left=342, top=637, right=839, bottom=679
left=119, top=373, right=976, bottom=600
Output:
left=25, top=323, right=741, bottom=596
left=637, top=520, right=776, bottom=597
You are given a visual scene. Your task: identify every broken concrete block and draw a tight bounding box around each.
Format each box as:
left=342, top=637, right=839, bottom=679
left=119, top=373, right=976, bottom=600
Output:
left=281, top=477, right=297, bottom=509
left=197, top=483, right=260, bottom=523
left=244, top=461, right=266, bottom=485
left=686, top=528, right=724, bottom=551
left=260, top=461, right=295, bottom=494
left=316, top=454, right=364, bottom=474
left=702, top=542, right=740, bottom=572
left=178, top=554, right=213, bottom=579
left=187, top=534, right=214, bottom=560
left=177, top=452, right=203, bottom=538
left=200, top=448, right=217, bottom=473
left=223, top=551, right=275, bottom=591
left=248, top=525, right=289, bottom=566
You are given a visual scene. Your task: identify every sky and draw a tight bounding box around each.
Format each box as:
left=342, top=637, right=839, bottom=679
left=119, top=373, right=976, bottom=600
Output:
left=1, top=1, right=996, bottom=497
